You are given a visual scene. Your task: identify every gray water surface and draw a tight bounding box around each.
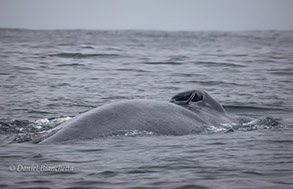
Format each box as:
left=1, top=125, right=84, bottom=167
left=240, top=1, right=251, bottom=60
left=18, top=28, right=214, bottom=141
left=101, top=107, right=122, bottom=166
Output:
left=0, top=29, right=292, bottom=189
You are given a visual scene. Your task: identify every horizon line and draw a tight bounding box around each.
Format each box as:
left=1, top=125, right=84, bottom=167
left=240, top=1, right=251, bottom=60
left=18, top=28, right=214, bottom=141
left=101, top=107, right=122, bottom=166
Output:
left=1, top=27, right=292, bottom=33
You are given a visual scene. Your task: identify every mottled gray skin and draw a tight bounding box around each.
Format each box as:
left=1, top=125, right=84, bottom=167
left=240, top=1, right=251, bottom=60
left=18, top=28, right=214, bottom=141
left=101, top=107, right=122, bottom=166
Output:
left=40, top=90, right=239, bottom=144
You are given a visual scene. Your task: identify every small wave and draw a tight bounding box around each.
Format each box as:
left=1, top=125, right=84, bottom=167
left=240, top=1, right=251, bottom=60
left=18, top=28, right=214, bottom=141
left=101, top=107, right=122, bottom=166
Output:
left=13, top=65, right=36, bottom=71
left=56, top=63, right=85, bottom=67
left=195, top=80, right=241, bottom=86
left=143, top=61, right=183, bottom=65
left=269, top=71, right=292, bottom=76
left=195, top=61, right=246, bottom=68
left=116, top=68, right=149, bottom=72
left=268, top=68, right=293, bottom=76
left=81, top=45, right=95, bottom=49
left=49, top=53, right=121, bottom=59
left=223, top=105, right=284, bottom=111
left=105, top=47, right=123, bottom=51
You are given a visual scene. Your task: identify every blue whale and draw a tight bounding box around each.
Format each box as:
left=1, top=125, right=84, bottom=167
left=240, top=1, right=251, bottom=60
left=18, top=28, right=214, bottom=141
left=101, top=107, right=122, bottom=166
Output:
left=40, top=90, right=239, bottom=144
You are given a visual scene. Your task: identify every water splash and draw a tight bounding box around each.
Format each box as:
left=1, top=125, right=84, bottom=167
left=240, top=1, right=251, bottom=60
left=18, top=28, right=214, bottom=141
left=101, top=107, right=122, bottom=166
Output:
left=0, top=117, right=71, bottom=144
left=191, top=117, right=281, bottom=134
left=239, top=117, right=281, bottom=131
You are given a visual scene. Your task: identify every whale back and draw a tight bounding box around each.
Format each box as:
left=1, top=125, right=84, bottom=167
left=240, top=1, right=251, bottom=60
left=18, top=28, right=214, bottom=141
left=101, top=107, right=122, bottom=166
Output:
left=39, top=100, right=203, bottom=144
left=40, top=90, right=238, bottom=144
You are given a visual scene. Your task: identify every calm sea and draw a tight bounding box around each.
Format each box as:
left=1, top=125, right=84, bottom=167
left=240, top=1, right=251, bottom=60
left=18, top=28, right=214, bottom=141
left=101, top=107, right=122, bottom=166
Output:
left=0, top=29, right=293, bottom=189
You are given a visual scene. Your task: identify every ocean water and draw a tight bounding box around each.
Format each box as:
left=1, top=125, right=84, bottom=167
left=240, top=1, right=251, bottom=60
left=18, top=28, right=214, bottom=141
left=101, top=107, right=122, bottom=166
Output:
left=0, top=29, right=293, bottom=189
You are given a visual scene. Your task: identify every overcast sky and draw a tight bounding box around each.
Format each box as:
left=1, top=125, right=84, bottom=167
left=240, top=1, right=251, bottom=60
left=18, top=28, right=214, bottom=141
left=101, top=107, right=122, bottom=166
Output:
left=0, top=0, right=292, bottom=31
